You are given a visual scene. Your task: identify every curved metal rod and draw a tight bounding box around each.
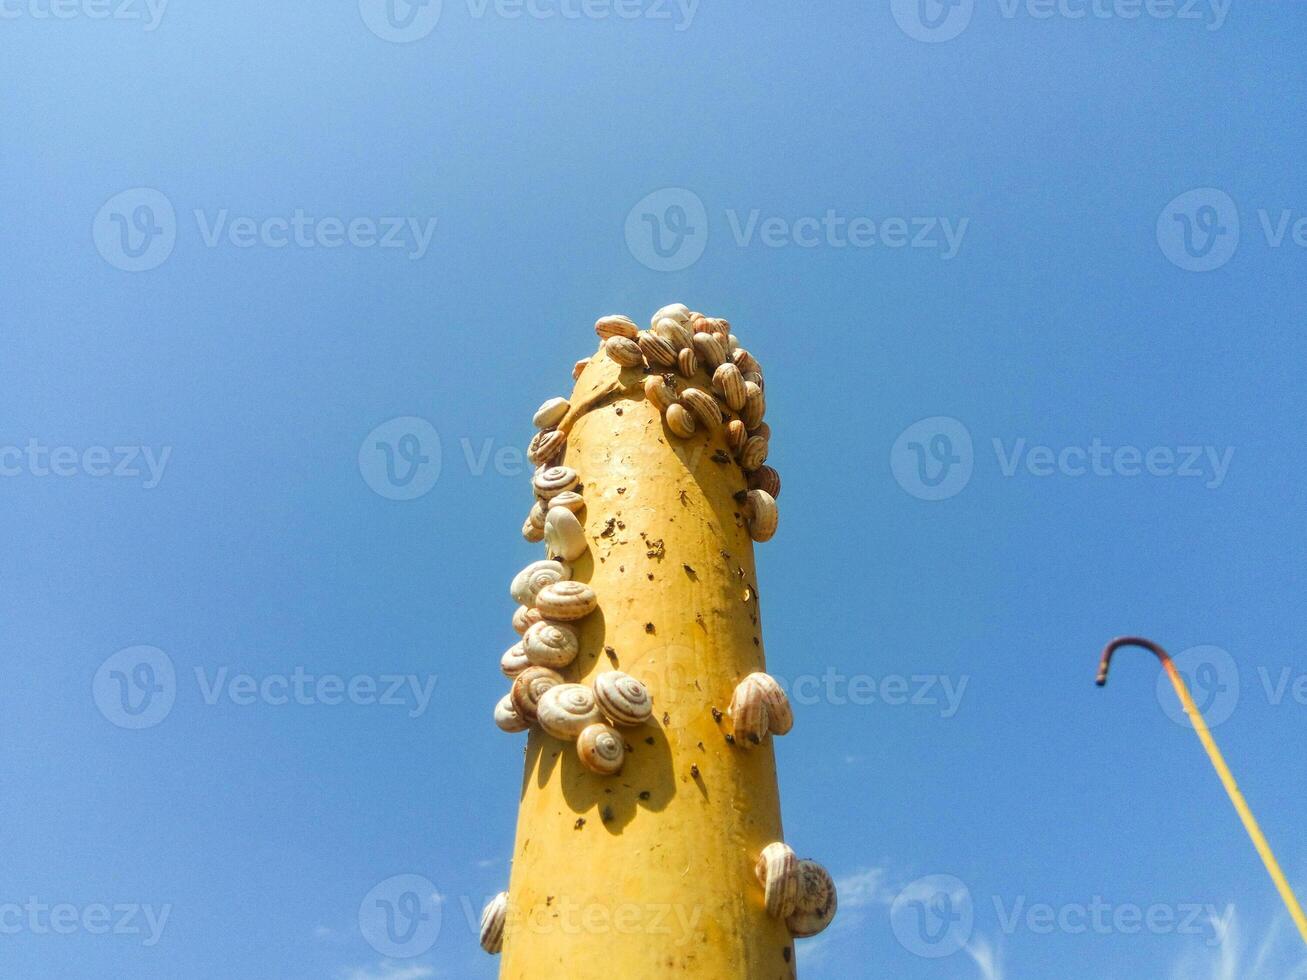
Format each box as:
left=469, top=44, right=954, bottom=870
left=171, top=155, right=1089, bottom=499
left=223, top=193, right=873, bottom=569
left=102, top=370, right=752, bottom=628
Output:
left=1096, top=635, right=1172, bottom=687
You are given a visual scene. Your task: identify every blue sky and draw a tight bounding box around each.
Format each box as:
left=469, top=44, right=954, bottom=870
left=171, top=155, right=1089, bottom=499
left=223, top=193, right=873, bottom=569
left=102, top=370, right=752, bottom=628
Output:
left=4, top=2, right=1307, bottom=978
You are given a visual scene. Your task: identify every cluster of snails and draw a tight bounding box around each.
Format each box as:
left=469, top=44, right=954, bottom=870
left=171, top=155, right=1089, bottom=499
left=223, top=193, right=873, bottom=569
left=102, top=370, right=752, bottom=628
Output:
left=595, top=304, right=781, bottom=544
left=755, top=843, right=838, bottom=938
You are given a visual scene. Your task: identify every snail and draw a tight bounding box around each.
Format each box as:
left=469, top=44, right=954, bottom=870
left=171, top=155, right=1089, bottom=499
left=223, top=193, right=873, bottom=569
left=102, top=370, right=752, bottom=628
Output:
left=786, top=860, right=837, bottom=938
left=743, top=370, right=765, bottom=392
left=532, top=397, right=570, bottom=430
left=572, top=358, right=589, bottom=381
left=548, top=490, right=585, bottom=514
left=605, top=336, right=644, bottom=368
left=577, top=722, right=625, bottom=775
left=747, top=465, right=781, bottom=500
left=522, top=516, right=544, bottom=544
left=534, top=580, right=598, bottom=621
left=692, top=332, right=727, bottom=371
left=501, top=642, right=531, bottom=679
left=712, top=362, right=747, bottom=411
left=510, top=559, right=570, bottom=607
left=727, top=419, right=748, bottom=456
left=533, top=465, right=579, bottom=501
left=593, top=670, right=654, bottom=726
left=677, top=347, right=698, bottom=378
left=595, top=314, right=638, bottom=341
left=729, top=674, right=770, bottom=745
left=755, top=842, right=800, bottom=919
left=743, top=671, right=793, bottom=735
left=544, top=506, right=587, bottom=561
left=745, top=488, right=778, bottom=542
left=726, top=333, right=740, bottom=354
left=651, top=303, right=691, bottom=327
left=680, top=387, right=722, bottom=430
left=750, top=421, right=772, bottom=442
left=494, top=693, right=529, bottom=733
left=479, top=891, right=508, bottom=954
left=742, top=382, right=765, bottom=430
left=637, top=331, right=678, bottom=368
left=536, top=683, right=604, bottom=740
left=512, top=604, right=544, bottom=635
left=644, top=375, right=679, bottom=414
left=522, top=620, right=579, bottom=669
left=665, top=403, right=696, bottom=439
left=527, top=428, right=566, bottom=467
left=526, top=498, right=547, bottom=530
left=510, top=665, right=565, bottom=723
left=732, top=348, right=762, bottom=376
left=739, top=435, right=769, bottom=472
left=653, top=317, right=694, bottom=352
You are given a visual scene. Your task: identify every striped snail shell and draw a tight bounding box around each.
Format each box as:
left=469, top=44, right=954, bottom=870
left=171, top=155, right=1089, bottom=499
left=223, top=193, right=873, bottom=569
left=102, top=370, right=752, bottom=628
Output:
left=654, top=317, right=694, bottom=352
left=637, top=331, right=678, bottom=368
left=577, top=722, right=625, bottom=775
left=494, top=693, right=529, bottom=733
left=479, top=891, right=509, bottom=954
left=680, top=387, right=722, bottom=429
left=748, top=465, right=781, bottom=499
left=786, top=860, right=838, bottom=938
left=527, top=497, right=548, bottom=529
left=692, top=332, right=727, bottom=371
left=742, top=381, right=766, bottom=430
left=522, top=620, right=579, bottom=669
left=532, top=397, right=570, bottom=430
left=739, top=435, right=769, bottom=472
left=750, top=421, right=772, bottom=442
left=534, top=465, right=579, bottom=501
left=665, top=403, right=696, bottom=439
left=512, top=604, right=544, bottom=635
left=605, top=335, right=645, bottom=368
left=727, top=419, right=748, bottom=456
left=644, top=374, right=679, bottom=413
left=534, top=580, right=598, bottom=621
left=676, top=346, right=698, bottom=378
left=510, top=559, right=570, bottom=606
left=745, top=488, right=779, bottom=542
left=708, top=316, right=731, bottom=335
left=537, top=683, right=604, bottom=740
left=527, top=428, right=566, bottom=467
left=544, top=506, right=588, bottom=562
left=712, top=362, right=747, bottom=411
left=743, top=672, right=793, bottom=735
left=572, top=358, right=589, bottom=381
left=743, top=370, right=765, bottom=391
left=756, top=842, right=800, bottom=919
left=593, top=670, right=654, bottom=727
left=595, top=314, right=639, bottom=341
left=732, top=348, right=762, bottom=376
left=501, top=642, right=531, bottom=679
left=510, top=665, right=565, bottom=723
left=729, top=674, right=770, bottom=745
left=651, top=303, right=691, bottom=327
left=548, top=490, right=585, bottom=514
left=522, top=516, right=544, bottom=544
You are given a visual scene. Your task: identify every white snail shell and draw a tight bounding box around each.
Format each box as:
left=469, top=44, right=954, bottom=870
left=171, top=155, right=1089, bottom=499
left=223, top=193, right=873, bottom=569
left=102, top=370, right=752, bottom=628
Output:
left=593, top=670, right=654, bottom=727
left=522, top=620, right=580, bottom=669
left=732, top=348, right=762, bottom=376
left=745, top=488, right=779, bottom=543
left=743, top=672, right=793, bottom=735
left=548, top=490, right=585, bottom=514
left=533, top=397, right=570, bottom=430
left=527, top=428, right=566, bottom=467
left=786, top=860, right=837, bottom=938
left=595, top=314, right=638, bottom=341
left=527, top=498, right=548, bottom=529
left=536, top=683, right=604, bottom=740
left=680, top=387, right=722, bottom=430
left=742, top=381, right=766, bottom=430
left=756, top=842, right=800, bottom=919
left=544, top=506, right=588, bottom=562
left=501, top=642, right=531, bottom=679
left=510, top=559, right=571, bottom=606
left=729, top=675, right=770, bottom=745
left=533, top=465, right=579, bottom=501
left=712, top=362, right=747, bottom=412
left=692, top=332, right=727, bottom=371
left=727, top=419, right=748, bottom=456
left=644, top=375, right=679, bottom=413
left=604, top=336, right=644, bottom=368
left=480, top=891, right=509, bottom=954
left=577, top=722, right=625, bottom=775
left=510, top=665, right=565, bottom=723
left=651, top=303, right=691, bottom=327
left=677, top=346, right=698, bottom=378
left=665, top=403, right=696, bottom=439
left=522, top=516, right=544, bottom=543
left=637, top=331, right=678, bottom=368
left=534, top=580, right=597, bottom=621
left=512, top=605, right=544, bottom=635
left=494, top=693, right=529, bottom=733
left=653, top=317, right=694, bottom=352
left=726, top=333, right=740, bottom=354
left=572, top=358, right=589, bottom=381
left=739, top=435, right=769, bottom=472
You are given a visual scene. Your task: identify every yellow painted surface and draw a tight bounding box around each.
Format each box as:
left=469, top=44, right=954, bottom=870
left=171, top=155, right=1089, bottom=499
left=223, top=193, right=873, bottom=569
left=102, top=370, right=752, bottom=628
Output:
left=500, top=348, right=798, bottom=979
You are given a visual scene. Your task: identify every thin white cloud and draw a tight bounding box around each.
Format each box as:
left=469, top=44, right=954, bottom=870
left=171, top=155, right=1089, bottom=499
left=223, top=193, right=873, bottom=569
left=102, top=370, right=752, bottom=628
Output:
left=964, top=934, right=1004, bottom=980
left=1170, top=909, right=1307, bottom=980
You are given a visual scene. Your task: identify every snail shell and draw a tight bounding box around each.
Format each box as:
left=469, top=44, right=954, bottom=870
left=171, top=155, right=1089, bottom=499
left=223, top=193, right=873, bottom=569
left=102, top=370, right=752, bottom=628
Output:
left=644, top=375, right=679, bottom=413
left=577, top=722, right=625, bottom=775
left=548, top=490, right=585, bottom=514
left=532, top=397, right=570, bottom=430
left=712, top=362, right=747, bottom=411
left=727, top=419, right=748, bottom=456
left=677, top=346, right=698, bottom=378
left=494, top=693, right=529, bottom=733
left=522, top=516, right=544, bottom=543
left=692, top=332, right=727, bottom=371
left=748, top=465, right=781, bottom=499
left=743, top=382, right=766, bottom=430
left=729, top=675, right=770, bottom=745
left=510, top=559, right=570, bottom=606
left=665, top=403, right=696, bottom=439
left=744, top=672, right=793, bottom=735
left=651, top=303, right=691, bottom=327
left=708, top=316, right=732, bottom=335
left=750, top=421, right=772, bottom=442
left=480, top=891, right=509, bottom=954
left=510, top=665, right=564, bottom=723
left=595, top=314, right=639, bottom=341
left=653, top=318, right=695, bottom=352
left=605, top=335, right=645, bottom=368
left=544, top=506, right=587, bottom=562
left=522, top=620, right=579, bottom=669
left=745, top=488, right=779, bottom=542
left=732, top=348, right=762, bottom=376
left=527, top=428, right=566, bottom=467
left=726, top=333, right=740, bottom=354
left=527, top=498, right=548, bottom=529
left=756, top=842, right=800, bottom=919
left=786, top=860, right=838, bottom=938
left=739, top=435, right=769, bottom=472
left=533, top=465, right=579, bottom=501
left=501, top=642, right=531, bottom=679
left=537, top=683, right=604, bottom=740
left=637, top=331, right=678, bottom=368
left=743, top=370, right=765, bottom=391
left=572, top=358, right=589, bottom=381
left=593, top=670, right=654, bottom=727
left=534, top=580, right=597, bottom=621
left=512, top=604, right=544, bottom=635
left=680, top=387, right=722, bottom=430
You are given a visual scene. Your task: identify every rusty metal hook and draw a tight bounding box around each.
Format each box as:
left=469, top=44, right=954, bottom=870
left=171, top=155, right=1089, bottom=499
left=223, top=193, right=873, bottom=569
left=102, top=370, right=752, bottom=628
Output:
left=1095, top=635, right=1172, bottom=687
